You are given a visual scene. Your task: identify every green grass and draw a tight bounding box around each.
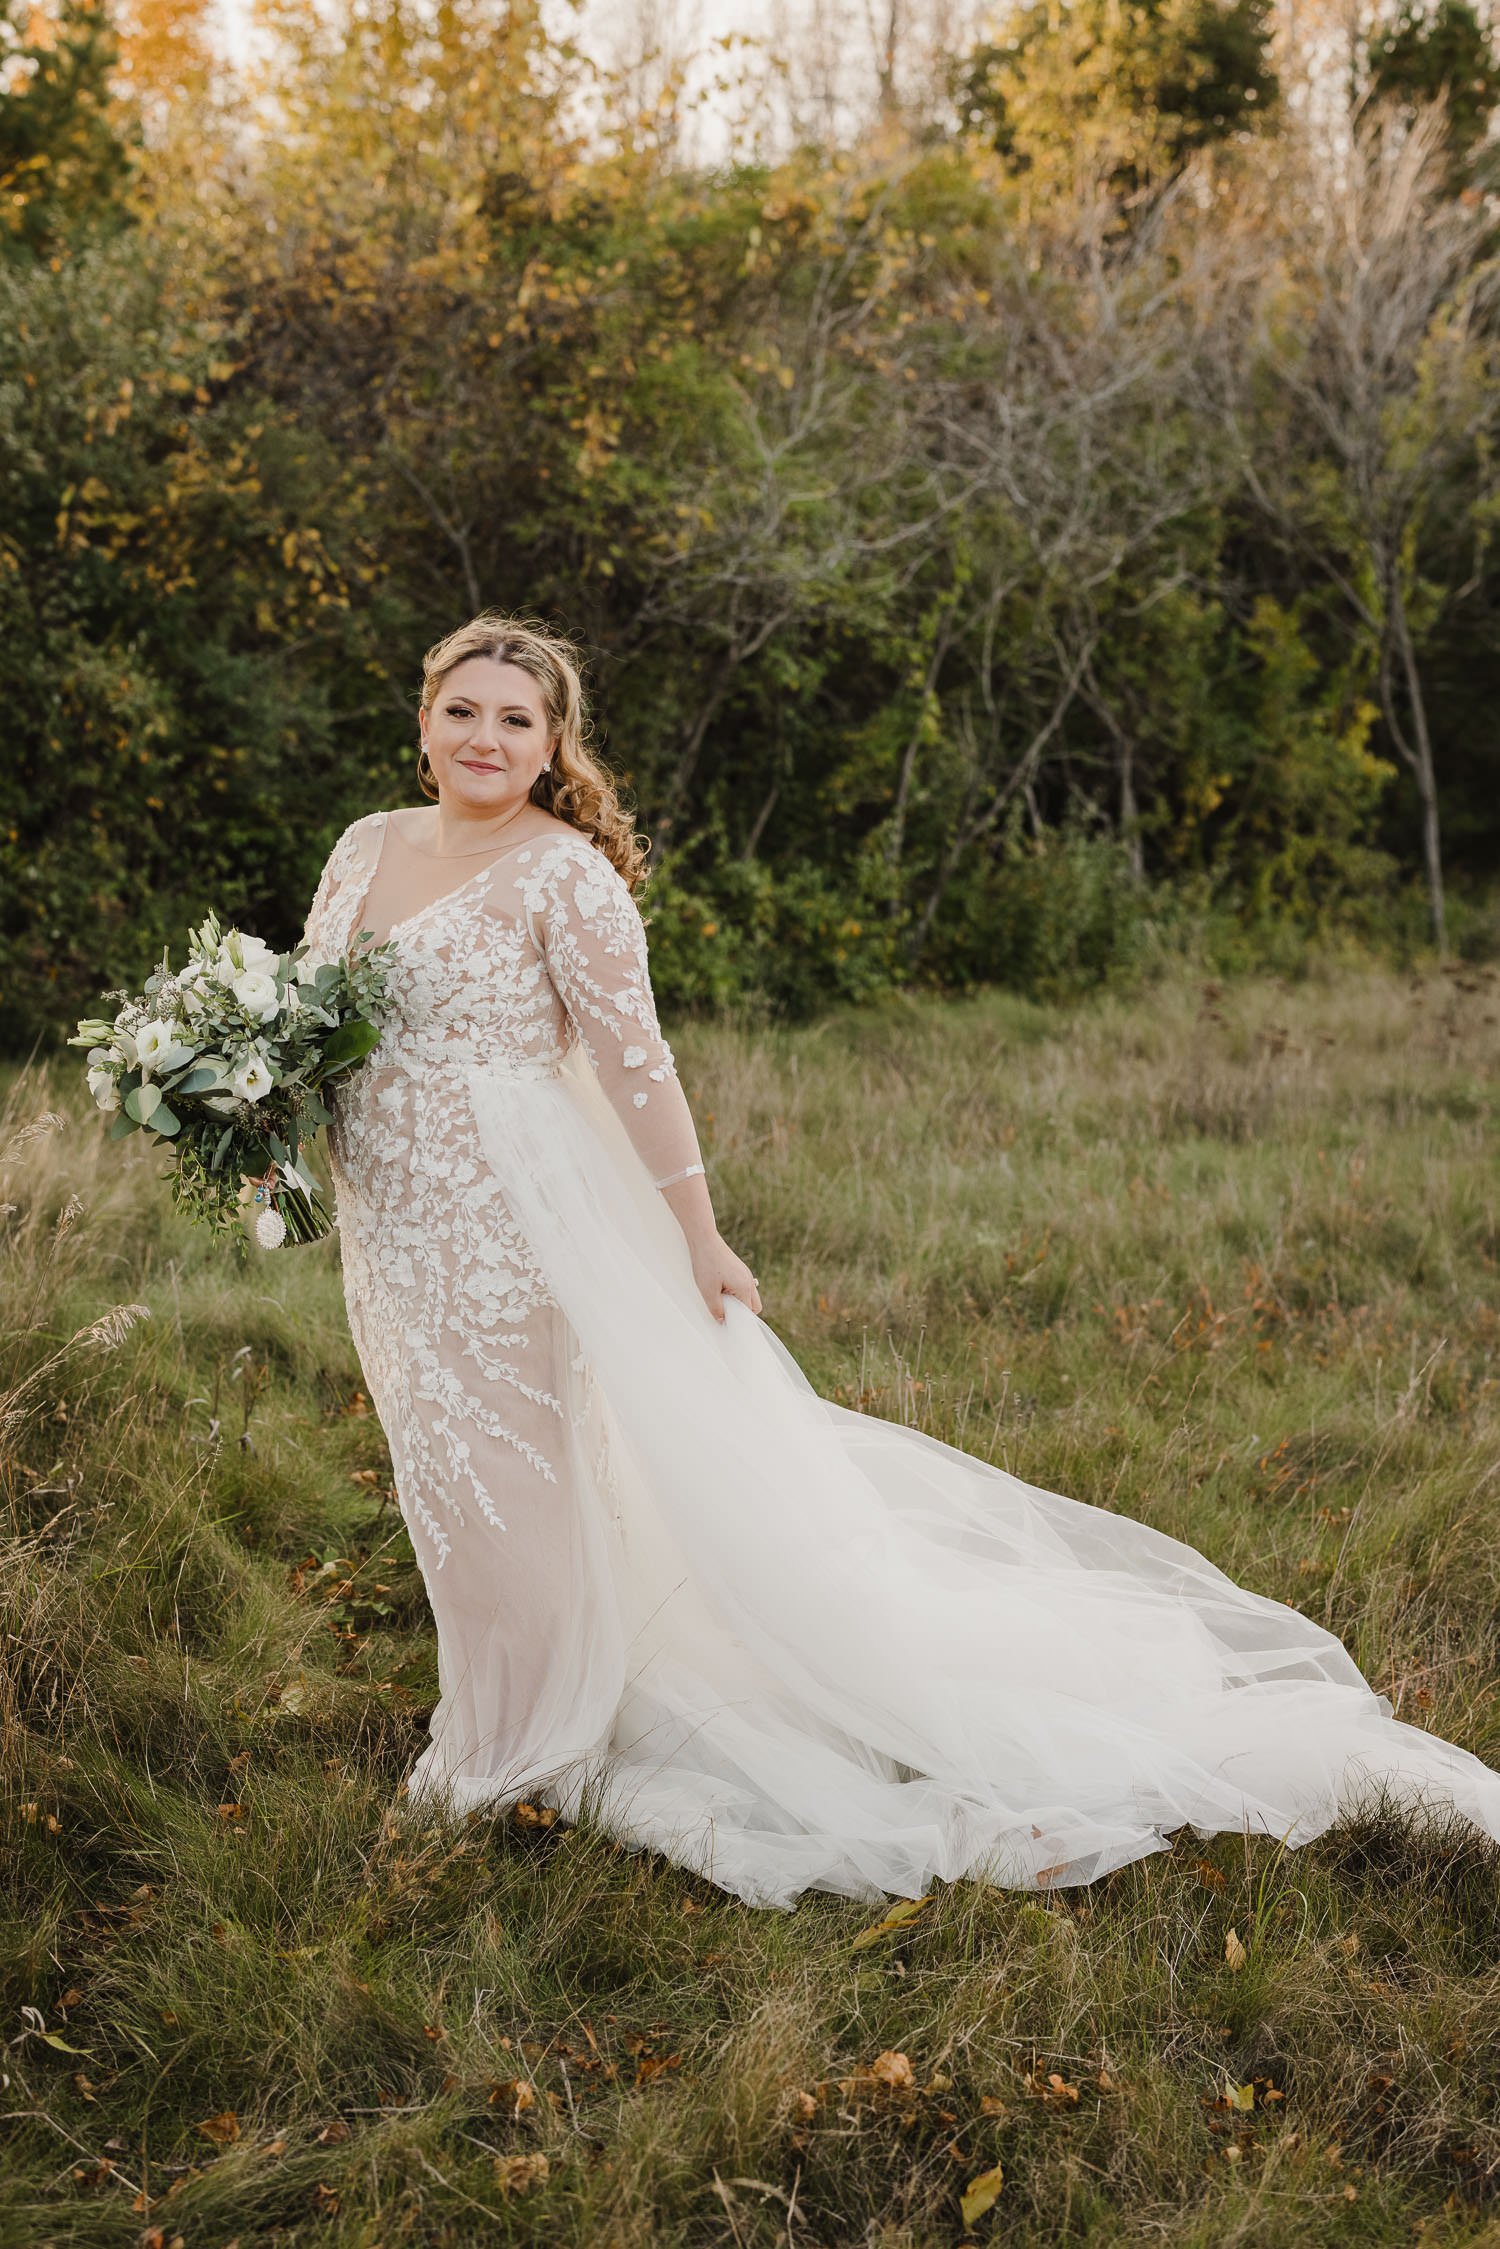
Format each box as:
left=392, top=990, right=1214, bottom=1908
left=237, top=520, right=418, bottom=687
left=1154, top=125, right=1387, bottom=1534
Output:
left=3, top=961, right=1499, bottom=2247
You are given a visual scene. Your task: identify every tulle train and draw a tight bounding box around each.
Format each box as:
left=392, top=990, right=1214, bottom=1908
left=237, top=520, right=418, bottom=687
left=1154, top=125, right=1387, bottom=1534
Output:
left=394, top=1044, right=1500, bottom=1909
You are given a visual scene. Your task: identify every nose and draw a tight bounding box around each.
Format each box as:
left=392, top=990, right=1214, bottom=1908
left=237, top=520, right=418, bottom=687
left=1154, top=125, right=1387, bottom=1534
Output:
left=469, top=716, right=504, bottom=754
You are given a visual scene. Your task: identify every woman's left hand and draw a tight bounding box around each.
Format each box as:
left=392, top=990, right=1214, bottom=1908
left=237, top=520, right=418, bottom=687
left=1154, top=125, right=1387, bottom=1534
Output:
left=689, top=1233, right=763, bottom=1324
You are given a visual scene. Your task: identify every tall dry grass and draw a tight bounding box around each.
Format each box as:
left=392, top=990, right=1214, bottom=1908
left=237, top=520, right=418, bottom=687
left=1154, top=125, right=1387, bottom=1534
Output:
left=2, top=963, right=1498, bottom=2246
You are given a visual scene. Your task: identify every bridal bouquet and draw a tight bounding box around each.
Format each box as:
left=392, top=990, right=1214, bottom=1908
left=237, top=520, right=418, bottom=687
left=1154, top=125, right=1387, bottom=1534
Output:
left=69, top=915, right=395, bottom=1250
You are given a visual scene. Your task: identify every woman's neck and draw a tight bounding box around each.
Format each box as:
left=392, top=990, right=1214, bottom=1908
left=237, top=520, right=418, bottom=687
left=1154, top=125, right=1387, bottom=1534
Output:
left=426, top=800, right=541, bottom=858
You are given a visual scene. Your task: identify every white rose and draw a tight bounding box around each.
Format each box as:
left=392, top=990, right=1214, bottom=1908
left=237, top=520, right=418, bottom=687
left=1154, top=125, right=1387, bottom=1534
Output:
left=87, top=1065, right=121, bottom=1112
left=135, top=1019, right=196, bottom=1074
left=238, top=934, right=278, bottom=969
left=231, top=1055, right=273, bottom=1103
left=233, top=969, right=280, bottom=1021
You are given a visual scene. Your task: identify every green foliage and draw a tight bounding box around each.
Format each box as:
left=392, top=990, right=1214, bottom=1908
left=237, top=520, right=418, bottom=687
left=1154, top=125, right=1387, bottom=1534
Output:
left=644, top=837, right=909, bottom=1023
left=1369, top=0, right=1500, bottom=176
left=925, top=804, right=1170, bottom=1003
left=0, top=0, right=1495, bottom=1054
left=957, top=0, right=1279, bottom=187
left=0, top=229, right=403, bottom=1049
left=1204, top=596, right=1400, bottom=933
left=0, top=0, right=136, bottom=260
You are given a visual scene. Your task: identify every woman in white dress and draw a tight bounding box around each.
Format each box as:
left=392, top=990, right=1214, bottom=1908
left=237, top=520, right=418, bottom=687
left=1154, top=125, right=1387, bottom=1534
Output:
left=301, top=611, right=1500, bottom=1912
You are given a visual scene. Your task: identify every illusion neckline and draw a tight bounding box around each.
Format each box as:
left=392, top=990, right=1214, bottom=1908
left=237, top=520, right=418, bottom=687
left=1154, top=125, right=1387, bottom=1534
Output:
left=386, top=806, right=578, bottom=861
left=351, top=816, right=589, bottom=948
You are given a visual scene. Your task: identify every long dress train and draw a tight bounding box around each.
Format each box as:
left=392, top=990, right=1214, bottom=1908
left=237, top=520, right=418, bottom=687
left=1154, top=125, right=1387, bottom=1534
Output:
left=301, top=810, right=1500, bottom=1909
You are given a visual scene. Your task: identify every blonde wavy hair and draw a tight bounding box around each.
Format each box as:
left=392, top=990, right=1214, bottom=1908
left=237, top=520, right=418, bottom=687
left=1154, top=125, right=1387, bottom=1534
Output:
left=417, top=612, right=648, bottom=894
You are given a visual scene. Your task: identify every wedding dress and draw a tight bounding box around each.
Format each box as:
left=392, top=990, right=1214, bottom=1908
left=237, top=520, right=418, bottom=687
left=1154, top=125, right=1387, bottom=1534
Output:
left=300, top=809, right=1500, bottom=1909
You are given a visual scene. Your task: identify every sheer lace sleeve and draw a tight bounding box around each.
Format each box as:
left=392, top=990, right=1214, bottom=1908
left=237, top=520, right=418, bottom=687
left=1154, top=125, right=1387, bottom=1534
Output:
left=524, top=839, right=709, bottom=1194
left=301, top=816, right=381, bottom=959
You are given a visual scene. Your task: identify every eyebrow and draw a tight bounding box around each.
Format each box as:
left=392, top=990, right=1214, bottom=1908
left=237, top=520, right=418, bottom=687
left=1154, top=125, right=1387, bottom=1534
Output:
left=444, top=698, right=536, bottom=711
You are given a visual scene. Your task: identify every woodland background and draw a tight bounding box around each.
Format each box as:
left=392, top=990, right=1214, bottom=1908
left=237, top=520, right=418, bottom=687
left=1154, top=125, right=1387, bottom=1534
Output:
left=3, top=0, right=1500, bottom=1047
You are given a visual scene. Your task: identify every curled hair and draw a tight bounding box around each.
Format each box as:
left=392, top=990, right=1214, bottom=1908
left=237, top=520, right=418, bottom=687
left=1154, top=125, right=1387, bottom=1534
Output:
left=418, top=612, right=647, bottom=894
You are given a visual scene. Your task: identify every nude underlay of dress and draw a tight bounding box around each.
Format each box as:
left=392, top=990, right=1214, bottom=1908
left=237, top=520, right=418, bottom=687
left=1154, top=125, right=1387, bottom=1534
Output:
left=300, top=807, right=1500, bottom=1909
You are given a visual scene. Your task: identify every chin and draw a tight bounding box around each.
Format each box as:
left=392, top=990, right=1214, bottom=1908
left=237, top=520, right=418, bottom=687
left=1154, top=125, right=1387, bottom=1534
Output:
left=447, top=774, right=523, bottom=806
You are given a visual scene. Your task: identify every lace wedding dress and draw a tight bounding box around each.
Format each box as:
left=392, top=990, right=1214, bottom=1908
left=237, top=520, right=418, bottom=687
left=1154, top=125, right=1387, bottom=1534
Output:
left=301, top=809, right=1500, bottom=1908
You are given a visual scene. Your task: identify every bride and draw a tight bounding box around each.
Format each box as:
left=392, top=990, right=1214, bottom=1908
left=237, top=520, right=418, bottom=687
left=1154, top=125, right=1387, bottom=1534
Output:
left=301, top=611, right=1500, bottom=1911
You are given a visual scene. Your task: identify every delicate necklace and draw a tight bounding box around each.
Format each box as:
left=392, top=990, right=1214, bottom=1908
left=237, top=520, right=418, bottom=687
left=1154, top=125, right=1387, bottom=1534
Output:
left=395, top=809, right=540, bottom=860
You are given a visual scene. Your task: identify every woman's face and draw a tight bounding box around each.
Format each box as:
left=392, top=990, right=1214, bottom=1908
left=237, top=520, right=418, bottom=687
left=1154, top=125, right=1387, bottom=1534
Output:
left=420, top=656, right=555, bottom=814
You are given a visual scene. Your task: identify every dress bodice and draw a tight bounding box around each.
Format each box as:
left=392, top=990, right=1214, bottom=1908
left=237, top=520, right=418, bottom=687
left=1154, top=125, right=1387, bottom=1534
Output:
left=303, top=811, right=680, bottom=1098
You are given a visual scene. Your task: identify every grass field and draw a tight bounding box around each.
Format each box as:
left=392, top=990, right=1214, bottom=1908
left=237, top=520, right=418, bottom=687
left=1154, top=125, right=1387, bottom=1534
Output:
left=3, top=961, right=1499, bottom=2248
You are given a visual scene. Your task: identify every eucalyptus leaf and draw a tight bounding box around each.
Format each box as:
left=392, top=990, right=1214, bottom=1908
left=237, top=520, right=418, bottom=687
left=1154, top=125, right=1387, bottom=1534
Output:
left=124, top=1084, right=159, bottom=1128
left=171, top=1063, right=224, bottom=1097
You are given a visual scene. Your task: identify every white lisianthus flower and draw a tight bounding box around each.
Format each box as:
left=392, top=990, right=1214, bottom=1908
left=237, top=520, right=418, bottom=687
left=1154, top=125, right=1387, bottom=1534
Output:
left=238, top=934, right=278, bottom=969
left=231, top=1054, right=273, bottom=1103
left=136, top=1019, right=196, bottom=1074
left=233, top=969, right=280, bottom=1021
left=113, top=1021, right=139, bottom=1066
left=87, top=1065, right=121, bottom=1112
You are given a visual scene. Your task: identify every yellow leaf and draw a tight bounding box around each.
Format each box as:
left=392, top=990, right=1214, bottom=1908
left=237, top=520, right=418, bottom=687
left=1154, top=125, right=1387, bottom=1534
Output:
left=960, top=2161, right=1005, bottom=2225
left=1224, top=1927, right=1247, bottom=1971
left=1225, top=2080, right=1255, bottom=2111
left=851, top=1894, right=930, bottom=1950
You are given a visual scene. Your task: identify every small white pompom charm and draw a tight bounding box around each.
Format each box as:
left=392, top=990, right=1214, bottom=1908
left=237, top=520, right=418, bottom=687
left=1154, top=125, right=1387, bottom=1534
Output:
left=255, top=1204, right=287, bottom=1249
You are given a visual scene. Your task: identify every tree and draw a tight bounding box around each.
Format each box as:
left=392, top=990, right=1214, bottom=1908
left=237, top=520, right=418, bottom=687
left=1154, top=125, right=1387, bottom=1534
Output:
left=1369, top=0, right=1500, bottom=183
left=1216, top=103, right=1500, bottom=950
left=954, top=0, right=1278, bottom=212
left=0, top=0, right=137, bottom=260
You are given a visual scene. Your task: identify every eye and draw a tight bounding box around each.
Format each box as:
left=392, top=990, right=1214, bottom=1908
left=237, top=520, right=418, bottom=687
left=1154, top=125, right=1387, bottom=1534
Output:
left=504, top=713, right=532, bottom=727
left=446, top=703, right=473, bottom=718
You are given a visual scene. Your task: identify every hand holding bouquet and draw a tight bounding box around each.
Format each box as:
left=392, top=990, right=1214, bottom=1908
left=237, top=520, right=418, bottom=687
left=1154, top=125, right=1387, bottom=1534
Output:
left=70, top=915, right=394, bottom=1250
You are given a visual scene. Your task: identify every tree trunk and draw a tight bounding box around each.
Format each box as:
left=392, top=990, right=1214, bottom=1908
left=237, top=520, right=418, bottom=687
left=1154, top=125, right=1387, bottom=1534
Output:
left=741, top=779, right=780, bottom=861
left=1118, top=732, right=1144, bottom=882
left=1392, top=589, right=1446, bottom=956
left=1382, top=583, right=1447, bottom=955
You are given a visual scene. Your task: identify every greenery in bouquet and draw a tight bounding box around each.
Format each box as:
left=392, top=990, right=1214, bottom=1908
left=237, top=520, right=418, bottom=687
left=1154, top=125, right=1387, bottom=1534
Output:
left=70, top=915, right=395, bottom=1252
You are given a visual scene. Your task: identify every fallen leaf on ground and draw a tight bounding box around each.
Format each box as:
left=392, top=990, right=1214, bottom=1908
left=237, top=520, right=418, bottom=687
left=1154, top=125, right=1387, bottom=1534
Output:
left=851, top=1896, right=931, bottom=1949
left=495, top=2152, right=549, bottom=2194
left=960, top=2162, right=1005, bottom=2225
left=488, top=2077, right=536, bottom=2116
